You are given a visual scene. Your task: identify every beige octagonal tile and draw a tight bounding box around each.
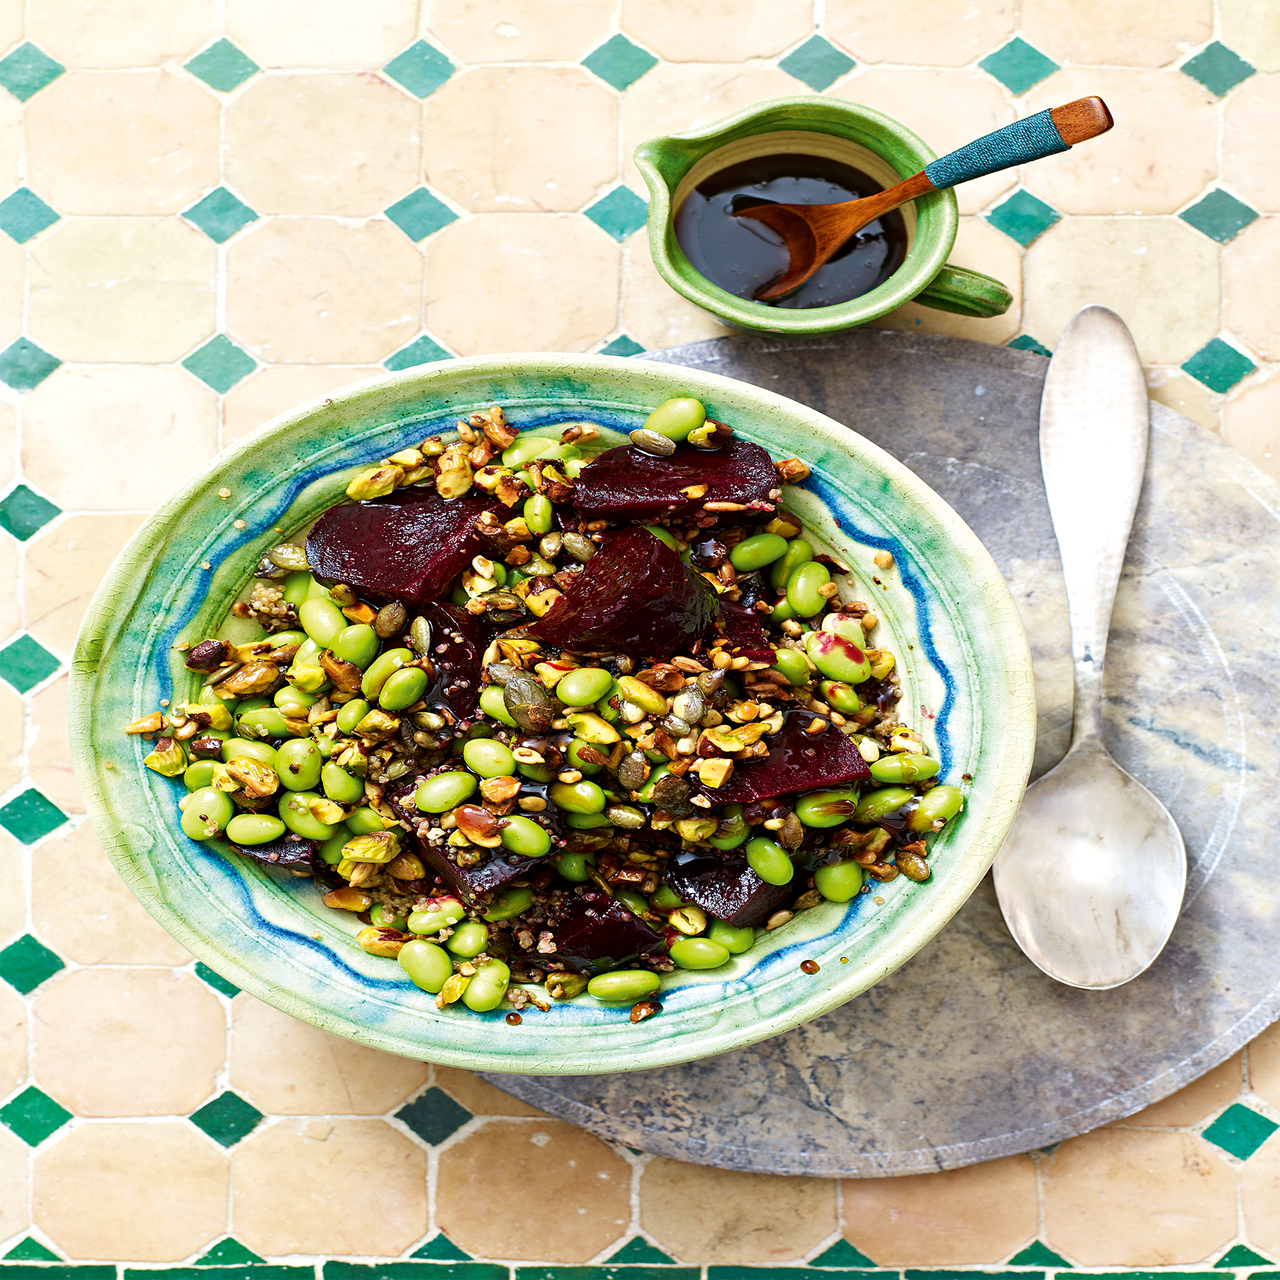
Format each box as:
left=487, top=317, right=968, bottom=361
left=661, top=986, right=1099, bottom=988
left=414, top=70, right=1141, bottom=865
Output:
left=439, top=1118, right=629, bottom=1261
left=425, top=66, right=616, bottom=213
left=1225, top=217, right=1280, bottom=361
left=227, top=73, right=422, bottom=217
left=0, top=234, right=23, bottom=352
left=0, top=0, right=21, bottom=56
left=1022, top=68, right=1216, bottom=216
left=426, top=214, right=619, bottom=354
left=26, top=70, right=219, bottom=215
left=0, top=683, right=19, bottom=801
left=0, top=982, right=26, bottom=1103
left=1221, top=0, right=1280, bottom=73
left=27, top=673, right=80, bottom=815
left=0, top=1126, right=29, bottom=1243
left=0, top=832, right=26, bottom=950
left=1145, top=366, right=1222, bottom=433
left=429, top=0, right=615, bottom=62
left=1224, top=366, right=1280, bottom=483
left=621, top=0, right=810, bottom=62
left=1022, top=217, right=1218, bottom=367
left=0, top=92, right=20, bottom=197
left=827, top=0, right=1014, bottom=68
left=233, top=1119, right=427, bottom=1255
left=433, top=1065, right=550, bottom=1117
left=0, top=396, right=13, bottom=500
left=226, top=0, right=417, bottom=68
left=29, top=0, right=218, bottom=67
left=1243, top=1130, right=1280, bottom=1256
left=620, top=234, right=731, bottom=353
left=1022, top=0, right=1210, bottom=67
left=223, top=364, right=387, bottom=446
left=29, top=217, right=216, bottom=363
left=1118, top=1054, right=1242, bottom=1126
left=35, top=1121, right=229, bottom=1261
left=1224, top=75, right=1280, bottom=213
left=227, top=217, right=423, bottom=364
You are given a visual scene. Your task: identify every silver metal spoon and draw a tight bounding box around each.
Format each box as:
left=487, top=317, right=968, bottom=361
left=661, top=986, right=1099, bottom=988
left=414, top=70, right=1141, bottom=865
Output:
left=992, top=304, right=1186, bottom=990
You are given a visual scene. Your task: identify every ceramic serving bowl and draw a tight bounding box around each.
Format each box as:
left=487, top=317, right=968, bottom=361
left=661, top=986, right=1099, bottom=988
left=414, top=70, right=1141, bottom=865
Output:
left=70, top=354, right=1035, bottom=1075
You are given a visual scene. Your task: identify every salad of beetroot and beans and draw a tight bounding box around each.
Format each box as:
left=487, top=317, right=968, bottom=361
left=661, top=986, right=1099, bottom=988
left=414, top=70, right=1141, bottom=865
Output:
left=126, top=396, right=964, bottom=1022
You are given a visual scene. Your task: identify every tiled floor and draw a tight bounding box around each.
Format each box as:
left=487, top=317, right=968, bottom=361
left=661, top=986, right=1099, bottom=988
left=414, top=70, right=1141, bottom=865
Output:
left=2, top=0, right=1280, bottom=1270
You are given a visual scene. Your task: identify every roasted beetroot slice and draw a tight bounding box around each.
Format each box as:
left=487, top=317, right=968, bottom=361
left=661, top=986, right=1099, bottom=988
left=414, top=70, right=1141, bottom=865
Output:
left=709, top=709, right=871, bottom=804
left=666, top=849, right=794, bottom=928
left=419, top=601, right=491, bottom=720
left=573, top=439, right=779, bottom=523
left=717, top=600, right=776, bottom=664
left=518, top=528, right=718, bottom=659
left=305, top=487, right=502, bottom=607
left=229, top=834, right=318, bottom=872
left=513, top=892, right=666, bottom=973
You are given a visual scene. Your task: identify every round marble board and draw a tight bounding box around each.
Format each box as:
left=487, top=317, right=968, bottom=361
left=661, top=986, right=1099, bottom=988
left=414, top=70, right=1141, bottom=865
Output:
left=479, top=327, right=1280, bottom=1176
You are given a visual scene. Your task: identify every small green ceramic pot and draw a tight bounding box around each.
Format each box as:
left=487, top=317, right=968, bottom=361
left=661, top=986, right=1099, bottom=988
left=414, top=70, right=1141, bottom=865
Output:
left=635, top=96, right=1014, bottom=336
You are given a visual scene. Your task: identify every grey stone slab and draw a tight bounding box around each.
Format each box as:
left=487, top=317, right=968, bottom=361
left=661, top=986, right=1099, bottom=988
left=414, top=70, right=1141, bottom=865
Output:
left=480, top=327, right=1280, bottom=1176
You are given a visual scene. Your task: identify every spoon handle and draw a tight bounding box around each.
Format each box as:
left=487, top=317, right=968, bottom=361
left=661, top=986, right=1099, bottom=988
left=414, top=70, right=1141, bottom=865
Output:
left=1039, top=305, right=1149, bottom=746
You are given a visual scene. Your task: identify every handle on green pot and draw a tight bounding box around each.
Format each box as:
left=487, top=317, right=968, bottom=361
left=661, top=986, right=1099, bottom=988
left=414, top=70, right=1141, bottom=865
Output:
left=915, top=265, right=1014, bottom=319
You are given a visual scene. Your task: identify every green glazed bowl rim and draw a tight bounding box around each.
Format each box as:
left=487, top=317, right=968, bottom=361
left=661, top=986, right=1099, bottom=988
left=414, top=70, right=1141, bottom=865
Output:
left=70, top=353, right=1035, bottom=1074
left=636, top=96, right=958, bottom=335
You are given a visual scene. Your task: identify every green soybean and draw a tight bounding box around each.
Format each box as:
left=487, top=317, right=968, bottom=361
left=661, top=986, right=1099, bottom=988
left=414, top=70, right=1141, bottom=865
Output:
left=336, top=699, right=371, bottom=734
left=644, top=396, right=706, bottom=442
left=644, top=525, right=679, bottom=551
left=275, top=685, right=318, bottom=712
left=226, top=813, right=286, bottom=846
left=587, top=970, right=662, bottom=1002
left=669, top=937, right=731, bottom=970
left=869, top=752, right=940, bottom=784
left=321, top=761, right=365, bottom=804
left=183, top=760, right=218, bottom=791
left=407, top=898, right=465, bottom=934
left=318, top=828, right=352, bottom=865
left=181, top=788, right=233, bottom=841
left=299, top=596, right=347, bottom=647
left=315, top=736, right=335, bottom=760
left=370, top=903, right=407, bottom=930
left=523, top=493, right=553, bottom=535
left=707, top=920, right=755, bottom=954
left=806, top=628, right=871, bottom=683
left=379, top=666, right=428, bottom=711
left=415, top=771, right=477, bottom=813
left=483, top=885, right=534, bottom=921
left=446, top=921, right=490, bottom=959
left=361, top=647, right=413, bottom=699
left=707, top=804, right=749, bottom=850
left=517, top=761, right=557, bottom=782
left=290, top=639, right=321, bottom=670
left=649, top=884, right=688, bottom=912
left=556, top=666, right=614, bottom=707
left=463, top=739, right=516, bottom=778
left=306, top=578, right=333, bottom=600
left=855, top=786, right=915, bottom=825
left=332, top=623, right=379, bottom=669
left=462, top=959, right=511, bottom=1012
left=770, top=647, right=810, bottom=686
left=282, top=572, right=313, bottom=605
left=279, top=790, right=339, bottom=840
left=549, top=779, right=606, bottom=814
left=906, top=784, right=964, bottom=833
left=745, top=836, right=794, bottom=886
left=238, top=707, right=296, bottom=741
left=267, top=629, right=307, bottom=650
left=501, top=815, right=552, bottom=857
left=565, top=737, right=603, bottom=776
left=479, top=684, right=517, bottom=726
left=635, top=763, right=671, bottom=803
left=399, top=939, right=454, bottom=993
left=815, top=858, right=865, bottom=902
left=787, top=561, right=832, bottom=617
left=770, top=538, right=813, bottom=588
left=818, top=680, right=862, bottom=713
left=222, top=739, right=277, bottom=768
left=768, top=597, right=798, bottom=623
left=730, top=532, right=788, bottom=572
left=275, top=738, right=322, bottom=791
left=556, top=851, right=595, bottom=882
left=346, top=806, right=390, bottom=835
left=564, top=458, right=585, bottom=479
left=795, top=788, right=859, bottom=828
left=502, top=434, right=557, bottom=469
left=565, top=812, right=612, bottom=829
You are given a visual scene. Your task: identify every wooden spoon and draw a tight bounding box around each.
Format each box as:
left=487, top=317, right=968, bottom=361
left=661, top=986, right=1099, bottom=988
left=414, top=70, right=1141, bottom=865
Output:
left=735, top=96, right=1113, bottom=301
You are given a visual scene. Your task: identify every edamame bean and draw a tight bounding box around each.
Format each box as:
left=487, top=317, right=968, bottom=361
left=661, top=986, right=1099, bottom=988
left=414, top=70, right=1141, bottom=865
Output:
left=745, top=836, right=794, bottom=886
left=565, top=738, right=603, bottom=776
left=226, top=813, right=287, bottom=845
left=787, top=561, right=832, bottom=618
left=479, top=684, right=517, bottom=726
left=794, top=788, right=859, bottom=828
left=275, top=685, right=317, bottom=712
left=415, top=771, right=477, bottom=813
left=707, top=920, right=755, bottom=953
left=770, top=538, right=813, bottom=589
left=407, top=897, right=465, bottom=934
left=282, top=572, right=313, bottom=605
left=517, top=761, right=557, bottom=783
left=730, top=532, right=788, bottom=572
left=501, top=815, right=551, bottom=856
left=346, top=806, right=390, bottom=835
left=315, top=736, right=335, bottom=760
left=906, top=784, right=964, bottom=833
left=635, top=763, right=671, bottom=803
left=669, top=937, right=731, bottom=970
left=336, top=698, right=370, bottom=734
left=321, top=761, right=365, bottom=804
left=462, top=739, right=515, bottom=778
left=370, top=903, right=407, bottom=930
left=815, top=858, right=865, bottom=902
left=556, top=666, right=613, bottom=706
left=318, top=827, right=352, bottom=865
left=587, top=970, right=662, bottom=1002
left=276, top=738, right=322, bottom=791
left=818, top=680, right=862, bottom=714
left=298, top=596, right=347, bottom=647
left=768, top=597, right=798, bottom=623
left=290, top=639, right=321, bottom=670
left=556, top=851, right=595, bottom=882
left=183, top=760, right=218, bottom=791
left=181, top=787, right=233, bottom=840
left=549, top=779, right=606, bottom=814
left=855, top=787, right=915, bottom=825
left=332, top=623, right=379, bottom=669
left=806, top=628, right=871, bottom=683
left=565, top=812, right=612, bottom=829
left=644, top=525, right=679, bottom=551
left=237, top=707, right=296, bottom=741
left=564, top=458, right=585, bottom=479
left=222, top=739, right=277, bottom=768
left=502, top=434, right=557, bottom=469
left=869, top=752, right=939, bottom=784
left=399, top=939, right=453, bottom=993
left=267, top=629, right=307, bottom=650
left=361, top=647, right=413, bottom=699
left=279, top=791, right=339, bottom=840
left=770, top=647, right=810, bottom=686
left=707, top=804, right=749, bottom=850
left=446, top=921, right=490, bottom=958
left=523, top=493, right=553, bottom=536
left=483, top=885, right=534, bottom=921
left=644, top=397, right=706, bottom=442
left=462, top=959, right=510, bottom=1012
left=378, top=666, right=428, bottom=711
left=306, top=578, right=333, bottom=600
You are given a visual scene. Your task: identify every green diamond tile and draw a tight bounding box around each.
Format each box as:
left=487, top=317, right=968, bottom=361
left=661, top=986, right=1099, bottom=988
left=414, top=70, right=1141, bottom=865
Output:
left=326, top=1265, right=507, bottom=1280
left=1217, top=1246, right=1273, bottom=1267
left=384, top=334, right=453, bottom=372
left=198, top=1239, right=268, bottom=1265
left=190, top=1090, right=263, bottom=1147
left=582, top=34, right=658, bottom=91
left=980, top=38, right=1059, bottom=95
left=0, top=634, right=62, bottom=693
left=195, top=960, right=241, bottom=997
left=987, top=189, right=1060, bottom=246
left=385, top=188, right=458, bottom=242
left=1008, top=334, right=1053, bottom=357
left=383, top=40, right=455, bottom=98
left=411, top=1236, right=472, bottom=1262
left=0, top=1085, right=72, bottom=1145
left=1182, top=41, right=1255, bottom=97
left=396, top=1086, right=471, bottom=1143
left=1203, top=1102, right=1279, bottom=1159
left=3, top=1267, right=115, bottom=1280
left=4, top=1238, right=61, bottom=1261
left=183, top=188, right=259, bottom=243
left=0, top=790, right=68, bottom=846
left=0, top=337, right=61, bottom=392
left=183, top=334, right=257, bottom=394
left=1009, top=1242, right=1071, bottom=1267
left=1180, top=188, right=1259, bottom=243
left=599, top=335, right=646, bottom=357
left=779, top=35, right=855, bottom=92
left=0, top=933, right=65, bottom=992
left=1182, top=337, right=1256, bottom=393
left=810, top=1241, right=875, bottom=1268
left=0, top=188, right=58, bottom=243
left=0, top=484, right=61, bottom=541
left=185, top=39, right=260, bottom=93
left=585, top=186, right=648, bottom=241
left=0, top=43, right=64, bottom=101
left=606, top=1239, right=677, bottom=1265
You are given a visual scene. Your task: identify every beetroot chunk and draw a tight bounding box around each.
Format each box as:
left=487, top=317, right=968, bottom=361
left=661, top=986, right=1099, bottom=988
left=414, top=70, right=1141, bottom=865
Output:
left=229, top=834, right=318, bottom=871
left=418, top=601, right=491, bottom=720
left=305, top=487, right=501, bottom=607
left=666, top=849, right=794, bottom=928
left=716, top=600, right=776, bottom=664
left=518, top=528, right=718, bottom=659
left=573, top=440, right=779, bottom=523
left=709, top=708, right=871, bottom=804
left=514, top=892, right=667, bottom=973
